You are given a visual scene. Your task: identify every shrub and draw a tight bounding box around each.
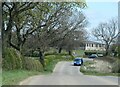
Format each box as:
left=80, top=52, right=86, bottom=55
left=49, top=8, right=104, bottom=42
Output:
left=44, top=55, right=55, bottom=66
left=24, top=50, right=39, bottom=57
left=3, top=47, right=43, bottom=72
left=112, top=59, right=120, bottom=73
left=34, top=60, right=43, bottom=72
left=84, top=51, right=97, bottom=56
left=2, top=48, right=23, bottom=70
left=44, top=53, right=69, bottom=56
left=22, top=57, right=43, bottom=71
left=84, top=51, right=105, bottom=56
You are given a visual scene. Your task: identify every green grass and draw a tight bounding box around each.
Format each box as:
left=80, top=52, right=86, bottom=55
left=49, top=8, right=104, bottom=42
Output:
left=44, top=54, right=73, bottom=72
left=73, top=50, right=85, bottom=57
left=0, top=71, right=2, bottom=87
left=44, top=59, right=59, bottom=73
left=2, top=61, right=58, bottom=85
left=2, top=53, right=73, bottom=85
left=83, top=61, right=95, bottom=65
left=2, top=70, right=43, bottom=85
left=80, top=68, right=120, bottom=76
left=80, top=61, right=120, bottom=77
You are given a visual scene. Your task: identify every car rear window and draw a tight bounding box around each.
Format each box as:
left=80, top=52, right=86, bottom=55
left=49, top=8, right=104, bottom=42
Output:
left=74, top=59, right=81, bottom=61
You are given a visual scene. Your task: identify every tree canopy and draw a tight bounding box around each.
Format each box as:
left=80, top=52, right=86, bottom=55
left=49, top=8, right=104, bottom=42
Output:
left=92, top=18, right=119, bottom=55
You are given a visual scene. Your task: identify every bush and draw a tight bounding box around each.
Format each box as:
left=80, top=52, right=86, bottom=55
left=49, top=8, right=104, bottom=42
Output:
left=44, top=55, right=55, bottom=66
left=3, top=47, right=43, bottom=72
left=44, top=54, right=73, bottom=67
left=24, top=50, right=39, bottom=57
left=112, top=59, right=120, bottom=73
left=3, top=48, right=23, bottom=70
left=84, top=51, right=105, bottom=56
left=84, top=51, right=96, bottom=56
left=20, top=57, right=43, bottom=71
left=44, top=53, right=59, bottom=56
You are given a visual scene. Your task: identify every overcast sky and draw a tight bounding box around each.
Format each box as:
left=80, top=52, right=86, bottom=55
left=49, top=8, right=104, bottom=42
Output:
left=83, top=1, right=118, bottom=41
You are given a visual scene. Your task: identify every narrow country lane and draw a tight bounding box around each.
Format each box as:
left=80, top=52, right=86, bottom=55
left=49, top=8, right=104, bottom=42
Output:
left=20, top=61, right=119, bottom=85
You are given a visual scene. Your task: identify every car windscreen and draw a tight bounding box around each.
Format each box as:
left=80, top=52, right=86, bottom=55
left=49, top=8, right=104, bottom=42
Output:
left=74, top=59, right=81, bottom=61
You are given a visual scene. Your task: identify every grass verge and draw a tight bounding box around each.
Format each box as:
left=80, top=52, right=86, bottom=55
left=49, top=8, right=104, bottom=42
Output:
left=73, top=50, right=85, bottom=57
left=80, top=68, right=120, bottom=76
left=2, top=70, right=43, bottom=85
left=0, top=71, right=1, bottom=86
left=3, top=54, right=73, bottom=85
left=80, top=61, right=120, bottom=77
left=44, top=59, right=59, bottom=73
left=44, top=54, right=73, bottom=73
left=2, top=55, right=73, bottom=85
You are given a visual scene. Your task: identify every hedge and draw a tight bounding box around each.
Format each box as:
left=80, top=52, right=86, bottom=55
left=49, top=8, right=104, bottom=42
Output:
left=2, top=47, right=43, bottom=71
left=84, top=51, right=105, bottom=56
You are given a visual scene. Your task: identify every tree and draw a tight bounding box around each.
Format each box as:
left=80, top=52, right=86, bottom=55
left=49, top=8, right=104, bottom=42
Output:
left=92, top=18, right=120, bottom=56
left=31, top=3, right=87, bottom=65
left=2, top=2, right=86, bottom=52
left=54, top=9, right=88, bottom=54
left=3, top=2, right=87, bottom=67
left=2, top=2, right=39, bottom=50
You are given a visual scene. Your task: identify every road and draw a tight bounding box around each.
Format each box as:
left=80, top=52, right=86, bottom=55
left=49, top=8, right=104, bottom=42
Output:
left=20, top=61, right=119, bottom=85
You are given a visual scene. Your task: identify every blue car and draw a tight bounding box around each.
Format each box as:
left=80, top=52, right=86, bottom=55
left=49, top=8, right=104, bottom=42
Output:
left=73, top=58, right=83, bottom=66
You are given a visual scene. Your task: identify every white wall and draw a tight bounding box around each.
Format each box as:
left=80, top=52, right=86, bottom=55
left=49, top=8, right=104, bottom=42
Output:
left=85, top=43, right=105, bottom=51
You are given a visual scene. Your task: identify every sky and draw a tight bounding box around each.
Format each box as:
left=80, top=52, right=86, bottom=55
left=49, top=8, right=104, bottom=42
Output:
left=82, top=1, right=118, bottom=41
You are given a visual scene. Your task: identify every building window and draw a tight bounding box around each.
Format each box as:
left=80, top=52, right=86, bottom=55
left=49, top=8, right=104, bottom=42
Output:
left=92, top=44, right=93, bottom=47
left=99, top=44, right=101, bottom=47
left=86, top=44, right=88, bottom=47
left=87, top=44, right=89, bottom=47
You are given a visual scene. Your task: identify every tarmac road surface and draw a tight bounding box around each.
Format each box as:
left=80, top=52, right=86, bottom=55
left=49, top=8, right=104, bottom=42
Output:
left=20, top=61, right=119, bottom=85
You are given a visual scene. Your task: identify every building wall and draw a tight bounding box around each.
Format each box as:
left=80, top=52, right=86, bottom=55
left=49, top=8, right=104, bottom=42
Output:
left=85, top=43, right=106, bottom=51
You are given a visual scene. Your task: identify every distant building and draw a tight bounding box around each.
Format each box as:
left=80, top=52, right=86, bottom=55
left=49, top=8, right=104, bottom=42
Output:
left=85, top=41, right=106, bottom=51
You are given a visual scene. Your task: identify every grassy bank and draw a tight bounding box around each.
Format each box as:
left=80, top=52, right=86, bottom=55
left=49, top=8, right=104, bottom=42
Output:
left=44, top=59, right=59, bottom=73
left=2, top=70, right=44, bottom=85
left=73, top=50, right=85, bottom=57
left=80, top=61, right=120, bottom=76
left=2, top=61, right=56, bottom=85
left=0, top=71, right=1, bottom=86
left=44, top=54, right=73, bottom=72
left=3, top=54, right=74, bottom=85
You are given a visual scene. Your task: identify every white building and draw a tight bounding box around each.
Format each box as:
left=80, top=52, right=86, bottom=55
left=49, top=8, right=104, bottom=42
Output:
left=85, top=41, right=106, bottom=51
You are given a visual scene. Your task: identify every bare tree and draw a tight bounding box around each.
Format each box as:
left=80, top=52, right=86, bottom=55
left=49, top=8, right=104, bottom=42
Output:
left=2, top=2, right=39, bottom=50
left=92, top=18, right=120, bottom=56
left=3, top=2, right=87, bottom=68
left=55, top=10, right=88, bottom=54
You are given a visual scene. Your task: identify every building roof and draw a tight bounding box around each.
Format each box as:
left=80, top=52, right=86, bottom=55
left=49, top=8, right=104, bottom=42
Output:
left=85, top=41, right=105, bottom=45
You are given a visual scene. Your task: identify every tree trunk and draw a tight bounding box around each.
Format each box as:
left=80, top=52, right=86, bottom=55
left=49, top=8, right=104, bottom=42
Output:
left=4, top=31, right=12, bottom=48
left=68, top=50, right=71, bottom=55
left=105, top=49, right=108, bottom=56
left=105, top=43, right=109, bottom=56
left=38, top=50, right=45, bottom=68
left=5, top=9, right=13, bottom=47
left=58, top=47, right=62, bottom=53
